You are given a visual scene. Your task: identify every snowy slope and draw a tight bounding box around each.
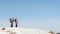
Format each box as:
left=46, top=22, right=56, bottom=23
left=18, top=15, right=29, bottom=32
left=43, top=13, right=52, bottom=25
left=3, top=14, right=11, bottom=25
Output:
left=0, top=27, right=51, bottom=34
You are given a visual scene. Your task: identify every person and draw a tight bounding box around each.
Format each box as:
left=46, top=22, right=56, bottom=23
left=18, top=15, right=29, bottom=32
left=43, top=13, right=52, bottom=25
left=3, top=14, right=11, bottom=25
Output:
left=9, top=18, right=14, bottom=27
left=15, top=18, right=18, bottom=27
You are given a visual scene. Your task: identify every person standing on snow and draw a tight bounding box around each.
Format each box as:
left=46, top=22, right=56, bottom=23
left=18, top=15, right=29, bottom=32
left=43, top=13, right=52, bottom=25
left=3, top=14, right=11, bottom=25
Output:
left=15, top=18, right=18, bottom=27
left=9, top=18, right=14, bottom=27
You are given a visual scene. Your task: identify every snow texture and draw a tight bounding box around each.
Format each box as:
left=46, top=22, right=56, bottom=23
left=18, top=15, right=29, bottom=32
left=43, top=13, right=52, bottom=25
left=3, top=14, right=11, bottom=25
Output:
left=0, top=27, right=51, bottom=34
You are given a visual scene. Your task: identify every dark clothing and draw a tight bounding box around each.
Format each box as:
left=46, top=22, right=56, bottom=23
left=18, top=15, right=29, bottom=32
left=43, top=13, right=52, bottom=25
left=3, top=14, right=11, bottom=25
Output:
left=9, top=18, right=18, bottom=27
left=15, top=19, right=18, bottom=27
left=15, top=19, right=17, bottom=23
left=10, top=18, right=13, bottom=23
left=16, top=22, right=18, bottom=27
left=11, top=22, right=13, bottom=27
left=10, top=18, right=14, bottom=27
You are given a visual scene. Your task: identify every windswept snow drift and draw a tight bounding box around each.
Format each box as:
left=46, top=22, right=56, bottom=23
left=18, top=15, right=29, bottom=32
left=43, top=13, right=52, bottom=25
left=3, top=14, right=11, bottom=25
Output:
left=0, top=27, right=51, bottom=34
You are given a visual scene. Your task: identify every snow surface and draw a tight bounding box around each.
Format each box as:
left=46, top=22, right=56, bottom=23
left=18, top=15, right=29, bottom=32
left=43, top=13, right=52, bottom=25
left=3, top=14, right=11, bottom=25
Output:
left=0, top=27, right=51, bottom=34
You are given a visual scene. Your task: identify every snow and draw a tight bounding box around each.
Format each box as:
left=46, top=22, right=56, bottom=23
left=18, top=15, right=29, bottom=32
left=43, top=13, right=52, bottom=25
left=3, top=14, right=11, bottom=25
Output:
left=0, top=27, right=51, bottom=34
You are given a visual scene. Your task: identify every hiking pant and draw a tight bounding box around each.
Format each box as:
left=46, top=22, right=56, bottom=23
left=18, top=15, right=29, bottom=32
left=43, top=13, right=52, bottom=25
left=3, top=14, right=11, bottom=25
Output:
left=11, top=22, right=13, bottom=27
left=16, top=22, right=18, bottom=27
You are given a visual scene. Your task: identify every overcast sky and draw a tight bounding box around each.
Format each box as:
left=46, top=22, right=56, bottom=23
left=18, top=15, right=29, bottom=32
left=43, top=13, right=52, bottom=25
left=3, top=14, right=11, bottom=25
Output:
left=0, top=0, right=60, bottom=33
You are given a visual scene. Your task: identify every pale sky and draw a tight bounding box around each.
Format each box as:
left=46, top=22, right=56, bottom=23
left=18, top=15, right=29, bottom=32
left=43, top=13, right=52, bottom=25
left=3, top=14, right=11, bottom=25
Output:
left=0, top=0, right=60, bottom=33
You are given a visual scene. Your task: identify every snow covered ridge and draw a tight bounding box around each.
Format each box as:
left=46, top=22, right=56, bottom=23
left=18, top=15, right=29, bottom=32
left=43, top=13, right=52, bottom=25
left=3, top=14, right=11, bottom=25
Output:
left=0, top=27, right=54, bottom=34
